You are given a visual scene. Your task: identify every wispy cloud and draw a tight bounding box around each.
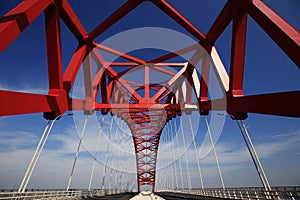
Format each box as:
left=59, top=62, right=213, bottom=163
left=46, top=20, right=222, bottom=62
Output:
left=0, top=117, right=299, bottom=189
left=0, top=131, right=38, bottom=151
left=156, top=129, right=300, bottom=187
left=0, top=120, right=136, bottom=189
left=0, top=83, right=48, bottom=94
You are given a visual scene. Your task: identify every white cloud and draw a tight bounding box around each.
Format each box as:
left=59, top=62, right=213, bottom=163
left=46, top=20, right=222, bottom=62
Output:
left=0, top=117, right=137, bottom=189
left=0, top=83, right=48, bottom=94
left=0, top=131, right=38, bottom=150
left=156, top=129, right=300, bottom=187
left=0, top=118, right=299, bottom=189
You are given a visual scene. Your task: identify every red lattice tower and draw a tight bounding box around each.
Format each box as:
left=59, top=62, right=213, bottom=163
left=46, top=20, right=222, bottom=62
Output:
left=0, top=0, right=299, bottom=192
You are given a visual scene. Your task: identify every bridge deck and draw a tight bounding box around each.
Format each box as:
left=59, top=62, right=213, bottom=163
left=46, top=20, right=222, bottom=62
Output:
left=157, top=192, right=227, bottom=200
left=84, top=192, right=137, bottom=200
left=84, top=192, right=225, bottom=200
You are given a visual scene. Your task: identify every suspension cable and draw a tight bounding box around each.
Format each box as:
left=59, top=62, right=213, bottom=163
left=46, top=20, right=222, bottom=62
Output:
left=157, top=168, right=161, bottom=190
left=161, top=126, right=168, bottom=190
left=173, top=119, right=184, bottom=190
left=188, top=115, right=204, bottom=191
left=118, top=167, right=127, bottom=189
left=101, top=116, right=114, bottom=190
left=169, top=126, right=176, bottom=190
left=165, top=124, right=173, bottom=190
left=19, top=113, right=68, bottom=193
left=23, top=120, right=54, bottom=192
left=109, top=120, right=120, bottom=192
left=236, top=120, right=271, bottom=191
left=118, top=123, right=126, bottom=189
left=113, top=120, right=121, bottom=192
left=205, top=117, right=225, bottom=189
left=167, top=124, right=176, bottom=190
left=115, top=122, right=126, bottom=189
left=164, top=167, right=167, bottom=190
left=88, top=115, right=104, bottom=191
left=118, top=171, right=123, bottom=190
left=179, top=117, right=192, bottom=191
left=114, top=157, right=120, bottom=191
left=158, top=169, right=162, bottom=190
left=113, top=169, right=117, bottom=192
left=167, top=123, right=179, bottom=190
left=108, top=152, right=115, bottom=192
left=129, top=173, right=135, bottom=192
left=67, top=115, right=89, bottom=191
left=18, top=120, right=51, bottom=193
left=122, top=122, right=131, bottom=190
left=118, top=150, right=124, bottom=190
left=114, top=121, right=123, bottom=190
left=241, top=120, right=271, bottom=191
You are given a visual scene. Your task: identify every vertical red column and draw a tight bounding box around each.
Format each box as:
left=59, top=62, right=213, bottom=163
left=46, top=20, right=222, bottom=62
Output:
left=200, top=55, right=211, bottom=101
left=45, top=2, right=63, bottom=93
left=229, top=7, right=247, bottom=97
left=83, top=54, right=94, bottom=114
left=145, top=65, right=150, bottom=99
left=44, top=2, right=68, bottom=119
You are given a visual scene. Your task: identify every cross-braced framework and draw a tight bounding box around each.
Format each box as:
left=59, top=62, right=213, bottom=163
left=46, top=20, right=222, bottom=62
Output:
left=0, top=0, right=299, bottom=192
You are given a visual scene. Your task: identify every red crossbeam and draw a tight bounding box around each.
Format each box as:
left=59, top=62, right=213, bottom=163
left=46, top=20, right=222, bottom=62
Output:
left=0, top=0, right=299, bottom=192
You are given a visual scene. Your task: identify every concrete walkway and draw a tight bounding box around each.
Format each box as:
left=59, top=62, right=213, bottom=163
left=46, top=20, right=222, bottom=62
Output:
left=130, top=191, right=165, bottom=200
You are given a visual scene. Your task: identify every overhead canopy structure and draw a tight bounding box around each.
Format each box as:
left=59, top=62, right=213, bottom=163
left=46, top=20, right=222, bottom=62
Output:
left=0, top=0, right=299, bottom=192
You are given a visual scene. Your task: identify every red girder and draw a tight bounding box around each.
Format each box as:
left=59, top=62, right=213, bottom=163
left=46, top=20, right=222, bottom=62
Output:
left=229, top=7, right=247, bottom=97
left=87, top=0, right=144, bottom=42
left=60, top=0, right=87, bottom=43
left=0, top=0, right=54, bottom=53
left=239, top=0, right=300, bottom=67
left=0, top=0, right=299, bottom=192
left=63, top=45, right=87, bottom=92
left=150, top=0, right=206, bottom=43
left=94, top=42, right=146, bottom=65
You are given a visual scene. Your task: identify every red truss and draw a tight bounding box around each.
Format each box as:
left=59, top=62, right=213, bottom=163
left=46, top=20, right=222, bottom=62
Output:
left=0, top=0, right=299, bottom=192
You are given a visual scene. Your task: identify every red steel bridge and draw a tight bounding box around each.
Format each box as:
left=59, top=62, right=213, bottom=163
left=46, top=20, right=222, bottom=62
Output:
left=0, top=0, right=299, bottom=199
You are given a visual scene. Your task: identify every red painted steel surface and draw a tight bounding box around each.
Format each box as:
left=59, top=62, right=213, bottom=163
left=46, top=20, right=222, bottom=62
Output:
left=0, top=0, right=299, bottom=192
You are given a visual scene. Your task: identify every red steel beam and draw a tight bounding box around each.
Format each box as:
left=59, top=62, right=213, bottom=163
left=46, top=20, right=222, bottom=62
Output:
left=200, top=56, right=210, bottom=101
left=109, top=62, right=140, bottom=66
left=60, top=0, right=87, bottom=43
left=148, top=44, right=199, bottom=63
left=145, top=65, right=150, bottom=98
left=92, top=50, right=143, bottom=102
left=0, top=0, right=53, bottom=53
left=45, top=2, right=63, bottom=92
left=152, top=63, right=188, bottom=102
left=0, top=90, right=67, bottom=116
left=94, top=42, right=146, bottom=64
left=229, top=7, right=247, bottom=97
left=186, top=48, right=203, bottom=104
left=1, top=0, right=300, bottom=193
left=228, top=91, right=300, bottom=118
left=152, top=66, right=176, bottom=76
left=88, top=0, right=143, bottom=41
left=206, top=0, right=236, bottom=44
left=83, top=54, right=93, bottom=111
left=100, top=73, right=108, bottom=104
left=106, top=77, right=115, bottom=104
left=150, top=0, right=206, bottom=42
left=63, top=45, right=87, bottom=92
left=106, top=66, right=143, bottom=102
left=240, top=0, right=300, bottom=68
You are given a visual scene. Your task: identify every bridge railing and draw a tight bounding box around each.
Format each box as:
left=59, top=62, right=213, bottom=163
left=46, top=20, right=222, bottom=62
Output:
left=0, top=189, right=129, bottom=200
left=167, top=186, right=300, bottom=200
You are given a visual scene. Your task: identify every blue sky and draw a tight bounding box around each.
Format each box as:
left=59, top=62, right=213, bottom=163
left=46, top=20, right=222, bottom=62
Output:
left=0, top=0, right=300, bottom=190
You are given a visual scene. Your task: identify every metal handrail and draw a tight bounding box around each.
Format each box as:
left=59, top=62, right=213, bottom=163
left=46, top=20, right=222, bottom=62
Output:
left=167, top=187, right=300, bottom=200
left=0, top=189, right=129, bottom=200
